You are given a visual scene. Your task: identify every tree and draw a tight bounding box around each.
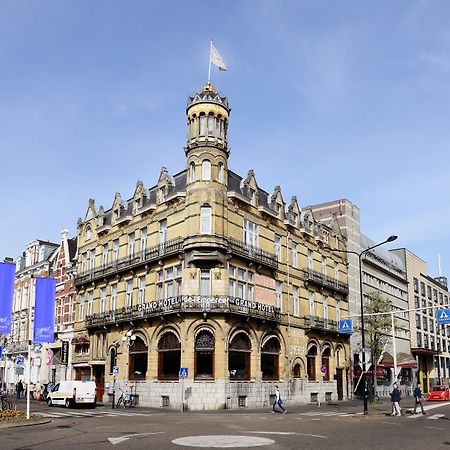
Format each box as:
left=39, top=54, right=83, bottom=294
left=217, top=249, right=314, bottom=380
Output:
left=360, top=291, right=398, bottom=399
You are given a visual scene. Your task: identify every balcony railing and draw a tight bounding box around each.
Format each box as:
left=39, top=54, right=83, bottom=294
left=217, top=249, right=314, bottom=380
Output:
left=302, top=315, right=339, bottom=333
left=303, top=268, right=349, bottom=294
left=75, top=237, right=184, bottom=286
left=227, top=237, right=278, bottom=270
left=85, top=295, right=280, bottom=328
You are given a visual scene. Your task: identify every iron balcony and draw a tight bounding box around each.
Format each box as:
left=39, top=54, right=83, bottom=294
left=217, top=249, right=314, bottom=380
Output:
left=302, top=268, right=349, bottom=295
left=85, top=295, right=281, bottom=329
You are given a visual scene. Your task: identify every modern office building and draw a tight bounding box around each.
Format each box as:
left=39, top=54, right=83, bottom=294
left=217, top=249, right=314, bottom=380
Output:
left=72, top=82, right=351, bottom=410
left=391, top=248, right=449, bottom=392
left=310, top=199, right=413, bottom=396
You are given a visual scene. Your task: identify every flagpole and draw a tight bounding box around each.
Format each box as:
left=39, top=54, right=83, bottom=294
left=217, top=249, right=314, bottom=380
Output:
left=26, top=276, right=34, bottom=420
left=207, top=39, right=212, bottom=84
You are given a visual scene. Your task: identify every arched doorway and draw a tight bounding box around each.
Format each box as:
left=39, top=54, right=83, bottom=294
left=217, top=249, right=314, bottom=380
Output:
left=307, top=345, right=317, bottom=381
left=261, top=337, right=280, bottom=380
left=195, top=330, right=215, bottom=379
left=321, top=347, right=331, bottom=381
left=228, top=332, right=251, bottom=380
left=158, top=331, right=181, bottom=380
left=129, top=336, right=148, bottom=380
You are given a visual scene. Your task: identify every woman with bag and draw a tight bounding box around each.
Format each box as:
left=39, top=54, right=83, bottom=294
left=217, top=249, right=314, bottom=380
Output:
left=271, top=386, right=287, bottom=414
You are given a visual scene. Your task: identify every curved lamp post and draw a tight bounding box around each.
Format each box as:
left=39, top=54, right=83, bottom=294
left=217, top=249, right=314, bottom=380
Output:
left=325, top=234, right=398, bottom=415
left=122, top=330, right=136, bottom=385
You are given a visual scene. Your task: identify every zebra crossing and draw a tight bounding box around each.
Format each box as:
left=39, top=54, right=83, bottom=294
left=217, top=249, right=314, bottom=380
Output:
left=37, top=408, right=149, bottom=419
left=297, top=411, right=362, bottom=418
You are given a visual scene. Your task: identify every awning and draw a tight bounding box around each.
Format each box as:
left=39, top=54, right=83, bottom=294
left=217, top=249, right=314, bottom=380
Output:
left=72, top=336, right=90, bottom=344
left=379, top=352, right=417, bottom=368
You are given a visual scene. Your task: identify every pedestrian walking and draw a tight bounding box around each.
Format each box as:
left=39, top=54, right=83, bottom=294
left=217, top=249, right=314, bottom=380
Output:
left=413, top=382, right=426, bottom=415
left=271, top=385, right=287, bottom=414
left=16, top=380, right=24, bottom=399
left=390, top=383, right=401, bottom=416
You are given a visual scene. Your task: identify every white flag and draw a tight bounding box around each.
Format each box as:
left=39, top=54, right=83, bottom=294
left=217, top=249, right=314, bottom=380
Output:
left=210, top=43, right=227, bottom=71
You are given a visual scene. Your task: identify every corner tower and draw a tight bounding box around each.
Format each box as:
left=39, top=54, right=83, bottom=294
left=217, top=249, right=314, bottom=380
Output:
left=185, top=82, right=230, bottom=189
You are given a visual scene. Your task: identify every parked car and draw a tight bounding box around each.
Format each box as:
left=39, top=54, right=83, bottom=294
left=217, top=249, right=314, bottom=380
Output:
left=47, top=381, right=97, bottom=408
left=427, top=385, right=450, bottom=401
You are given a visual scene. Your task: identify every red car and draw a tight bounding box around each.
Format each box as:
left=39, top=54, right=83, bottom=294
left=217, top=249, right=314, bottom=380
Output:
left=428, top=385, right=450, bottom=401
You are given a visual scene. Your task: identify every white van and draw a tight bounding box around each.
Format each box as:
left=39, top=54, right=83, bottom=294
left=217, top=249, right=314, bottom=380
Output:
left=47, top=381, right=97, bottom=408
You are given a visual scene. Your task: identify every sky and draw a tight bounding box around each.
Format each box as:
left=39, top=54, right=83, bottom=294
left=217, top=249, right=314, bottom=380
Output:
left=1, top=0, right=449, bottom=279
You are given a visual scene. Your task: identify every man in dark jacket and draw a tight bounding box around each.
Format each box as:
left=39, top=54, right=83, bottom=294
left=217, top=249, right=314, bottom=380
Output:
left=390, top=383, right=401, bottom=416
left=413, top=382, right=426, bottom=415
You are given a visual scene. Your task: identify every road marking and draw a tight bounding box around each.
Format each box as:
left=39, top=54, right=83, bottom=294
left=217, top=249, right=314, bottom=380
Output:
left=428, top=414, right=445, bottom=420
left=407, top=402, right=449, bottom=417
left=249, top=431, right=328, bottom=439
left=108, top=432, right=164, bottom=445
left=172, top=436, right=275, bottom=448
left=425, top=426, right=445, bottom=430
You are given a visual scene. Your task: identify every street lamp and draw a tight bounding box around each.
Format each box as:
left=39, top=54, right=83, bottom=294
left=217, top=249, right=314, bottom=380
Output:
left=122, top=330, right=136, bottom=385
left=325, top=234, right=397, bottom=415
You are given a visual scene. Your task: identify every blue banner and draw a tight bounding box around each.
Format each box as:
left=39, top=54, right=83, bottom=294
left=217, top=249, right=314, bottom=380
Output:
left=0, top=262, right=16, bottom=334
left=33, top=277, right=56, bottom=343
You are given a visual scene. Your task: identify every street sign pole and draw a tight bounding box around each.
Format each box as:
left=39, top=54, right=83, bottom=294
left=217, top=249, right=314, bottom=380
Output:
left=181, top=376, right=184, bottom=413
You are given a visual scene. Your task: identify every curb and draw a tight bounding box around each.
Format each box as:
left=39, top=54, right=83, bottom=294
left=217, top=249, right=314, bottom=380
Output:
left=0, top=418, right=52, bottom=430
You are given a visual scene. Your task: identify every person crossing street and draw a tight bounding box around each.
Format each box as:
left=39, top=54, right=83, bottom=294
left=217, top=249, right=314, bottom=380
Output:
left=413, top=382, right=426, bottom=415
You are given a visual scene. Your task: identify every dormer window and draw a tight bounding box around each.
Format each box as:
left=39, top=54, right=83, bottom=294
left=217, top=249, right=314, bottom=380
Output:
left=159, top=186, right=165, bottom=203
left=85, top=226, right=91, bottom=241
left=249, top=188, right=256, bottom=206
left=202, top=160, right=211, bottom=181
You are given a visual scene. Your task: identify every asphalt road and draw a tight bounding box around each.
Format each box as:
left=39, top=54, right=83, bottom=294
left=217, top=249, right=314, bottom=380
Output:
left=1, top=398, right=449, bottom=449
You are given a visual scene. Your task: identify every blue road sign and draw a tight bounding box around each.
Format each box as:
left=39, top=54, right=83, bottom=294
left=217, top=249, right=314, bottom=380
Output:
left=15, top=356, right=24, bottom=366
left=112, top=366, right=119, bottom=375
left=437, top=309, right=450, bottom=324
left=179, top=367, right=188, bottom=379
left=0, top=345, right=2, bottom=358
left=339, top=319, right=353, bottom=333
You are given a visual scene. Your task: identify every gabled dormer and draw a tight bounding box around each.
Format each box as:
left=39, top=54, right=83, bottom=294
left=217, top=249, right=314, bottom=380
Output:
left=133, top=180, right=147, bottom=213
left=286, top=196, right=301, bottom=227
left=269, top=186, right=285, bottom=220
left=157, top=167, right=174, bottom=204
left=241, top=170, right=259, bottom=207
left=301, top=209, right=314, bottom=234
left=81, top=199, right=97, bottom=244
left=112, top=192, right=130, bottom=225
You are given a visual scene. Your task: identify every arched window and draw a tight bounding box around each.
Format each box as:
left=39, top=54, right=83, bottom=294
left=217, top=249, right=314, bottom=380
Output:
left=322, top=347, right=331, bottom=381
left=293, top=363, right=301, bottom=378
left=158, top=332, right=181, bottom=380
left=85, top=226, right=91, bottom=241
left=202, top=160, right=211, bottom=181
left=195, top=330, right=215, bottom=379
left=129, top=336, right=148, bottom=380
left=207, top=114, right=215, bottom=135
left=228, top=332, right=251, bottom=380
left=217, top=162, right=223, bottom=183
left=261, top=337, right=280, bottom=380
left=109, top=348, right=117, bottom=375
left=307, top=345, right=317, bottom=381
left=190, top=162, right=196, bottom=183
left=199, top=114, right=207, bottom=135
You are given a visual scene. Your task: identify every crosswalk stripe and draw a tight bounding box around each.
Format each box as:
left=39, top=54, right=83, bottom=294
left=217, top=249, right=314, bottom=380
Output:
left=428, top=414, right=445, bottom=420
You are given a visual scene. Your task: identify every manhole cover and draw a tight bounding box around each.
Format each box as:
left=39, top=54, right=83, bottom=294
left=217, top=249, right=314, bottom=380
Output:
left=172, top=435, right=274, bottom=448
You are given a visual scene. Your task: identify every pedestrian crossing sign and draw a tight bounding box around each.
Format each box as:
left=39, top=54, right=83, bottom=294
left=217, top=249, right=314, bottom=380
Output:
left=179, top=367, right=188, bottom=379
left=436, top=309, right=450, bottom=324
left=339, top=319, right=353, bottom=333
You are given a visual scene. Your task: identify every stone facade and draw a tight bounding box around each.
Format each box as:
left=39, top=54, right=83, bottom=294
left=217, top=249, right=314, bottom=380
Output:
left=73, top=82, right=351, bottom=410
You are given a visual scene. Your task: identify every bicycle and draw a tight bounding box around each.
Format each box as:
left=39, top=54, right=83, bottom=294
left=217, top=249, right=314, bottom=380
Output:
left=116, top=388, right=136, bottom=408
left=1, top=393, right=13, bottom=410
